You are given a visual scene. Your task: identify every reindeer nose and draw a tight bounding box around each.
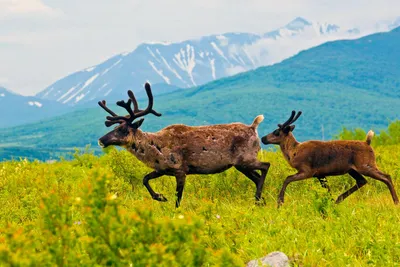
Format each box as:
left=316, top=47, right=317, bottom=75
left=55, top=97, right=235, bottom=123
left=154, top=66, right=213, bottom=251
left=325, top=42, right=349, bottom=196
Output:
left=261, top=136, right=269, bottom=145
left=98, top=140, right=105, bottom=148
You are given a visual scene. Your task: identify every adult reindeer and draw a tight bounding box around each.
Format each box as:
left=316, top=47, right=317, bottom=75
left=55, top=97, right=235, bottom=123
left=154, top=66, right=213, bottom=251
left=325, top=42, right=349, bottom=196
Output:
left=261, top=111, right=399, bottom=206
left=98, top=83, right=270, bottom=207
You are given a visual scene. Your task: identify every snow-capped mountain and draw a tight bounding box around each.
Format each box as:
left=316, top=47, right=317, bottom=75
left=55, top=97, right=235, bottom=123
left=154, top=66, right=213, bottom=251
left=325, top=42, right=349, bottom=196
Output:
left=0, top=87, right=69, bottom=128
left=36, top=17, right=395, bottom=106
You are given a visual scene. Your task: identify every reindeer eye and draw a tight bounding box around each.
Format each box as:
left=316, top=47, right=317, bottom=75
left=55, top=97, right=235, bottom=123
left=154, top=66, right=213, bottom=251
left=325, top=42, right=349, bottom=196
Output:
left=273, top=130, right=280, bottom=136
left=118, top=127, right=129, bottom=135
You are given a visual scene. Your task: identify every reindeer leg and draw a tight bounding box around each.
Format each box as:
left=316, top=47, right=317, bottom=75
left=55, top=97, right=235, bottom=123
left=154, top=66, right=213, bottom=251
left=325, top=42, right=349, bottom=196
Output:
left=244, top=162, right=270, bottom=200
left=254, top=162, right=270, bottom=202
left=361, top=168, right=399, bottom=204
left=236, top=162, right=270, bottom=202
left=316, top=176, right=331, bottom=192
left=278, top=172, right=310, bottom=207
left=335, top=169, right=367, bottom=204
left=235, top=167, right=261, bottom=200
left=175, top=172, right=186, bottom=208
left=143, top=171, right=168, bottom=202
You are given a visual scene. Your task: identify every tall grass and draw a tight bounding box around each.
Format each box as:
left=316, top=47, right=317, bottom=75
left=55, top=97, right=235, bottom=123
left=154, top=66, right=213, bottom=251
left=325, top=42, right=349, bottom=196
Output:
left=0, top=141, right=399, bottom=266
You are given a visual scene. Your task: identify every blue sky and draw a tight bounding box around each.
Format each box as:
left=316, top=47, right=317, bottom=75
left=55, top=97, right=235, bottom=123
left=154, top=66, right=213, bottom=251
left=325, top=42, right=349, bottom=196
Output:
left=1, top=0, right=399, bottom=95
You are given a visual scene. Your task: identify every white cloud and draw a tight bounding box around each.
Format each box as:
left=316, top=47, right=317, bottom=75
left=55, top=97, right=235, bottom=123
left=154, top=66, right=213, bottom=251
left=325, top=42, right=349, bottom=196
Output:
left=0, top=0, right=60, bottom=18
left=0, top=76, right=9, bottom=85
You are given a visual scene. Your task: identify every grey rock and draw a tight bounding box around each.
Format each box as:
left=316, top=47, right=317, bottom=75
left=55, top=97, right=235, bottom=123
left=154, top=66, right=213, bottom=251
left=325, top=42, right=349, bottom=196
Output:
left=246, top=251, right=289, bottom=267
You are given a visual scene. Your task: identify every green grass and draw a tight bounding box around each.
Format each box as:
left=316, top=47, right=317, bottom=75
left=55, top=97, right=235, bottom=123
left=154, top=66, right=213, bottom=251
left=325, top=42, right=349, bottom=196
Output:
left=1, top=143, right=400, bottom=266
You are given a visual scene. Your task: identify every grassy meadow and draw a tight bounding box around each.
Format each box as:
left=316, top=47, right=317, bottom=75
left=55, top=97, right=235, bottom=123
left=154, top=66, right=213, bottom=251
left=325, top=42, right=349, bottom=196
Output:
left=1, top=125, right=400, bottom=266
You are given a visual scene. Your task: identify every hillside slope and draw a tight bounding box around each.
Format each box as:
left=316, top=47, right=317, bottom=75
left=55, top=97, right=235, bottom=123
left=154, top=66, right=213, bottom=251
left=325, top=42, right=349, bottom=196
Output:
left=1, top=27, right=400, bottom=160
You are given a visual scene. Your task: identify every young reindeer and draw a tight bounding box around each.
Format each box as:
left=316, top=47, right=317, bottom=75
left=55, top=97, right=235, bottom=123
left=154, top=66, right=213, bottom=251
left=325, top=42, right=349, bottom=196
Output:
left=261, top=111, right=399, bottom=206
left=98, top=83, right=270, bottom=207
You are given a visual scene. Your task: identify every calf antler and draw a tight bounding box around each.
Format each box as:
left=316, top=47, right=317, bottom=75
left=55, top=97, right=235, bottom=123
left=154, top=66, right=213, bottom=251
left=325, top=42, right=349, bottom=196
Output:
left=98, top=83, right=162, bottom=127
left=278, top=110, right=302, bottom=128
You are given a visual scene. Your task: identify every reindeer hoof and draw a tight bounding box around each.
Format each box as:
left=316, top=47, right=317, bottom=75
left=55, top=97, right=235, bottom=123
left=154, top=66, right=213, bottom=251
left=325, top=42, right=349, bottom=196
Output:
left=334, top=198, right=342, bottom=204
left=153, top=193, right=168, bottom=202
left=255, top=197, right=266, bottom=206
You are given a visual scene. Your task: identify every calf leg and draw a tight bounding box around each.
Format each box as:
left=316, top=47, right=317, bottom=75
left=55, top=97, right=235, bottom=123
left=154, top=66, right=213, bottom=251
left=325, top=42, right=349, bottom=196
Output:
left=175, top=172, right=186, bottom=208
left=143, top=171, right=168, bottom=202
left=278, top=172, right=311, bottom=206
left=361, top=168, right=399, bottom=204
left=335, top=169, right=367, bottom=204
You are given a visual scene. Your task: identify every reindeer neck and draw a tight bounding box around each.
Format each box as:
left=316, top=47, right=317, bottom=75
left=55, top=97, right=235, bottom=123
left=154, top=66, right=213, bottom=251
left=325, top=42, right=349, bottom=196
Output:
left=125, top=130, right=163, bottom=169
left=125, top=130, right=151, bottom=156
left=279, top=133, right=299, bottom=163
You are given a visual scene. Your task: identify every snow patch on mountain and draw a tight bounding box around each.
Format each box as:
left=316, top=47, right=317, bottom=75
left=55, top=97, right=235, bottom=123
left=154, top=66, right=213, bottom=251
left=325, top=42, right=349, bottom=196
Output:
left=158, top=51, right=184, bottom=83
left=173, top=45, right=197, bottom=86
left=102, top=59, right=121, bottom=75
left=148, top=60, right=171, bottom=84
left=63, top=73, right=99, bottom=104
left=42, top=87, right=54, bottom=98
left=85, top=66, right=95, bottom=72
left=57, top=85, right=79, bottom=102
left=104, top=88, right=113, bottom=96
left=28, top=101, right=43, bottom=108
left=144, top=41, right=172, bottom=46
left=216, top=35, right=229, bottom=46
left=209, top=58, right=216, bottom=79
left=75, top=93, right=86, bottom=102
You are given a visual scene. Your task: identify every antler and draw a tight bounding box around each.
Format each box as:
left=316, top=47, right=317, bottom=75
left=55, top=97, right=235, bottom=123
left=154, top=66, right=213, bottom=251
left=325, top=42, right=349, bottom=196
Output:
left=98, top=83, right=162, bottom=127
left=132, top=83, right=162, bottom=118
left=128, top=90, right=140, bottom=112
left=291, top=111, right=302, bottom=124
left=278, top=110, right=302, bottom=128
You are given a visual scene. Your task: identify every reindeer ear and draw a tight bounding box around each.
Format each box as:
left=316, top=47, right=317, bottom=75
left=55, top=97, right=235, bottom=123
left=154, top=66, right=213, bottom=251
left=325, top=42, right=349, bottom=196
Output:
left=131, top=118, right=145, bottom=129
left=283, top=125, right=295, bottom=133
left=283, top=126, right=290, bottom=133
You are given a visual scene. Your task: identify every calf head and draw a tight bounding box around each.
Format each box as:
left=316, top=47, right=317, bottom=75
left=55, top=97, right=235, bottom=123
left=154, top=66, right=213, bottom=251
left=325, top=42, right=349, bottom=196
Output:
left=98, top=83, right=161, bottom=148
left=261, top=110, right=302, bottom=145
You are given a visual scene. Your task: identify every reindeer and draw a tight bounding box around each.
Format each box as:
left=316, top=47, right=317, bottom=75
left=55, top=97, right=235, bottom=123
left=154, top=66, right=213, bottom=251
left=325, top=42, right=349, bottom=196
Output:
left=261, top=111, right=399, bottom=206
left=98, top=83, right=270, bottom=207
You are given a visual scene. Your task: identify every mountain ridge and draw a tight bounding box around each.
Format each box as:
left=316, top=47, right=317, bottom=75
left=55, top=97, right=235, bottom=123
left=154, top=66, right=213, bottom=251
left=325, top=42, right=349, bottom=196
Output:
left=36, top=17, right=368, bottom=106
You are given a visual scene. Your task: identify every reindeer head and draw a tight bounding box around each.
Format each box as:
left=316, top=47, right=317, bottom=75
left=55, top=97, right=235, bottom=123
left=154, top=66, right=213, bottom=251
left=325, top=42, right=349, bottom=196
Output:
left=261, top=110, right=302, bottom=145
left=98, top=83, right=161, bottom=148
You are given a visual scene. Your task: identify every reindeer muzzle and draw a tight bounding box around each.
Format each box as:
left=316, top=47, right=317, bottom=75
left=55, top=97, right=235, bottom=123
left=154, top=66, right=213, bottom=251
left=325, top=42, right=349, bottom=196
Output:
left=261, top=136, right=270, bottom=145
left=98, top=139, right=105, bottom=148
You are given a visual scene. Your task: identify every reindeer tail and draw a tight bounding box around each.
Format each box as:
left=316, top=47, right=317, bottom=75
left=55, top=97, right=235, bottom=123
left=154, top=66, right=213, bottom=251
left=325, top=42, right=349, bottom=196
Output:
left=251, top=115, right=264, bottom=129
left=366, top=130, right=374, bottom=145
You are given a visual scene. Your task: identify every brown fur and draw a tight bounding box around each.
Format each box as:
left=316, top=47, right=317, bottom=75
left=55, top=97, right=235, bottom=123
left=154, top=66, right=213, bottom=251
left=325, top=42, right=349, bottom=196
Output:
left=124, top=123, right=260, bottom=173
left=261, top=112, right=399, bottom=206
left=98, top=86, right=270, bottom=207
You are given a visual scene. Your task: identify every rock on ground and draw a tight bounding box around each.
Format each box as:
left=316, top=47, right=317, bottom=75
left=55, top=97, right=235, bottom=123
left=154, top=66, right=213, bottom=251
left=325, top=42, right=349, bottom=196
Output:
left=246, top=251, right=289, bottom=267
